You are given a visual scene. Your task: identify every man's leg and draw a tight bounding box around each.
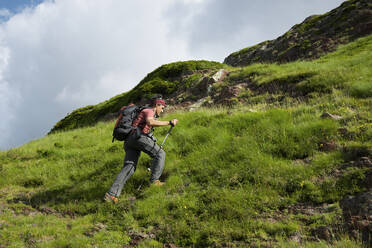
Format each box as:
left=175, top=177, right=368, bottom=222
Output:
left=136, top=135, right=165, bottom=182
left=149, top=147, right=165, bottom=182
left=108, top=145, right=141, bottom=197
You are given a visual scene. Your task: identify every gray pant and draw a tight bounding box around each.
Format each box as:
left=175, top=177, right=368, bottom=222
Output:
left=108, top=133, right=165, bottom=197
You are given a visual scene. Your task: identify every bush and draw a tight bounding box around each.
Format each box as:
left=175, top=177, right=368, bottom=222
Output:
left=350, top=81, right=372, bottom=98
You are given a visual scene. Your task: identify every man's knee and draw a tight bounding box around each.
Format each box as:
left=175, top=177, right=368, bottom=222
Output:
left=156, top=149, right=165, bottom=159
left=124, top=160, right=136, bottom=170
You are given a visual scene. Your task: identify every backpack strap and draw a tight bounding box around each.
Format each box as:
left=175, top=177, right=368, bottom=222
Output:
left=132, top=105, right=152, bottom=126
left=114, top=105, right=127, bottom=129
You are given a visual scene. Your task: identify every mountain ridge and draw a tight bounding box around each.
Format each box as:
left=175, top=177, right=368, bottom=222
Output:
left=224, top=0, right=372, bottom=66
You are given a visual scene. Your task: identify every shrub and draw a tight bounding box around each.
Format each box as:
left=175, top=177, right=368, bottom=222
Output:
left=349, top=81, right=372, bottom=98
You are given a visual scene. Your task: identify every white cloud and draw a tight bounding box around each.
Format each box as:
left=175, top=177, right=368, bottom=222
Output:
left=0, top=8, right=11, bottom=18
left=0, top=44, right=21, bottom=148
left=165, top=0, right=345, bottom=61
left=0, top=0, right=192, bottom=150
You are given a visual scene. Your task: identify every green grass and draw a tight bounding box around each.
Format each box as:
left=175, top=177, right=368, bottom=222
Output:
left=228, top=35, right=372, bottom=98
left=1, top=95, right=371, bottom=247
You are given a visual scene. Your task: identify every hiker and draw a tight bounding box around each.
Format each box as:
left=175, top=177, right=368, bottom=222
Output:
left=104, top=98, right=178, bottom=203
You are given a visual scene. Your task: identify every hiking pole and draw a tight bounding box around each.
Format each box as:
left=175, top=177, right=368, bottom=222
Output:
left=147, top=125, right=174, bottom=172
left=160, top=125, right=174, bottom=149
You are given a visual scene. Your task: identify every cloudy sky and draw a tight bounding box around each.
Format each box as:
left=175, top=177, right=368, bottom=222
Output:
left=0, top=0, right=345, bottom=150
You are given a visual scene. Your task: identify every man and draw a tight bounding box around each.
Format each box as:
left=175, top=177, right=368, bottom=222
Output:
left=104, top=98, right=178, bottom=203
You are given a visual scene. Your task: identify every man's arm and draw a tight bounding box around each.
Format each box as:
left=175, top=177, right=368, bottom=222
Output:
left=146, top=117, right=178, bottom=127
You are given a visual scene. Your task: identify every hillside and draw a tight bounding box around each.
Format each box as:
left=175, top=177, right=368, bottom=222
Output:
left=49, top=61, right=226, bottom=133
left=1, top=34, right=372, bottom=247
left=224, top=0, right=372, bottom=67
left=51, top=32, right=372, bottom=134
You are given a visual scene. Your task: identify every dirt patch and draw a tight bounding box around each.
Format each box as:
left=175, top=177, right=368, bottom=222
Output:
left=84, top=223, right=107, bottom=237
left=123, top=230, right=157, bottom=247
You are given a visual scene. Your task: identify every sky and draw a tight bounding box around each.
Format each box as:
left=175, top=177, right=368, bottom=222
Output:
left=0, top=0, right=345, bottom=150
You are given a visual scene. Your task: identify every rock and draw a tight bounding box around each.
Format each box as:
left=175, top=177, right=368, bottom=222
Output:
left=357, top=157, right=372, bottom=167
left=163, top=244, right=178, bottom=248
left=304, top=158, right=312, bottom=164
left=207, top=84, right=213, bottom=95
left=243, top=109, right=258, bottom=113
left=180, top=101, right=192, bottom=107
left=312, top=226, right=332, bottom=241
left=188, top=97, right=209, bottom=111
left=340, top=192, right=372, bottom=216
left=286, top=203, right=327, bottom=216
left=320, top=112, right=342, bottom=120
left=290, top=232, right=302, bottom=243
left=342, top=157, right=372, bottom=169
left=63, top=210, right=75, bottom=218
left=127, top=231, right=150, bottom=246
left=39, top=206, right=57, bottom=215
left=191, top=77, right=215, bottom=97
left=332, top=168, right=343, bottom=178
left=83, top=223, right=106, bottom=237
left=340, top=191, right=372, bottom=246
left=94, top=223, right=107, bottom=230
left=319, top=141, right=337, bottom=152
left=214, top=83, right=247, bottom=105
left=212, top=69, right=229, bottom=82
left=365, top=170, right=372, bottom=189
left=20, top=207, right=38, bottom=216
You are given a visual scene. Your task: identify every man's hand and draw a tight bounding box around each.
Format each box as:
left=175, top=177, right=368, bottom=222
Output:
left=170, top=119, right=178, bottom=126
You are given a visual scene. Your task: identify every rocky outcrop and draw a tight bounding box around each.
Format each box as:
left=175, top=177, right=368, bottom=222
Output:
left=340, top=191, right=372, bottom=246
left=213, top=83, right=247, bottom=105
left=321, top=112, right=343, bottom=120
left=224, top=0, right=372, bottom=67
left=169, top=69, right=231, bottom=111
left=211, top=69, right=229, bottom=82
left=339, top=151, right=372, bottom=246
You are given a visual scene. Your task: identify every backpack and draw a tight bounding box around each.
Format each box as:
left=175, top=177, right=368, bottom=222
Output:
left=112, top=104, right=145, bottom=142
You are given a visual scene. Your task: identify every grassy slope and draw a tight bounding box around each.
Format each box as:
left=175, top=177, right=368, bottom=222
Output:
left=49, top=60, right=225, bottom=133
left=1, top=36, right=372, bottom=247
left=227, top=34, right=372, bottom=100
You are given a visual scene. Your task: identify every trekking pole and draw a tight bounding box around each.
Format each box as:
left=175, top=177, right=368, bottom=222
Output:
left=160, top=125, right=174, bottom=149
left=147, top=125, right=174, bottom=172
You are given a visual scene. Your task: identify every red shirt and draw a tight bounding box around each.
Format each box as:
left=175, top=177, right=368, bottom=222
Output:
left=132, top=108, right=154, bottom=134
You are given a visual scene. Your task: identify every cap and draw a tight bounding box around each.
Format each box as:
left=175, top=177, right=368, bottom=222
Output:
left=155, top=99, right=166, bottom=106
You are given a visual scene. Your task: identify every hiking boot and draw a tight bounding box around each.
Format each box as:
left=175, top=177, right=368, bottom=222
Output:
left=152, top=180, right=165, bottom=186
left=104, top=193, right=118, bottom=203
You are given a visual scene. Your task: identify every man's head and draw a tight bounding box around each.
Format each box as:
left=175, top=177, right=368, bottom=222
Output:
left=153, top=98, right=166, bottom=116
